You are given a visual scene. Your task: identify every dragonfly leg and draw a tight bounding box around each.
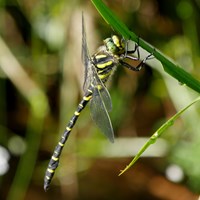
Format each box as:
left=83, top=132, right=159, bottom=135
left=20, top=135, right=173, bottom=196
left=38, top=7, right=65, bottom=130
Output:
left=121, top=49, right=155, bottom=72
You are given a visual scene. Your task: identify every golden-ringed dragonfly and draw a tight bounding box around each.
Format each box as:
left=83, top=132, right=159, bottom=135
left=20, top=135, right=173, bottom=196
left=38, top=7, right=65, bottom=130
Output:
left=44, top=14, right=153, bottom=191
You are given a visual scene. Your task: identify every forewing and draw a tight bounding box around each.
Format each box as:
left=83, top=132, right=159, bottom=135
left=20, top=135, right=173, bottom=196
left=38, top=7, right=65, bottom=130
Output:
left=82, top=14, right=92, bottom=92
left=82, top=14, right=114, bottom=142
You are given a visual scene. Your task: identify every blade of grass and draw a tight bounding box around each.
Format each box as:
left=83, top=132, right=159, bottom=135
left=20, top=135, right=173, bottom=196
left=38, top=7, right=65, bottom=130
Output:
left=119, top=96, right=200, bottom=175
left=91, top=0, right=200, bottom=94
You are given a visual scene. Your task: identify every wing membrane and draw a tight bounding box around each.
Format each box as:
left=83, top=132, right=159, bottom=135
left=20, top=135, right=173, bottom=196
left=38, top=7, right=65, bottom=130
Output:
left=82, top=14, right=92, bottom=92
left=90, top=73, right=114, bottom=143
left=82, top=13, right=114, bottom=143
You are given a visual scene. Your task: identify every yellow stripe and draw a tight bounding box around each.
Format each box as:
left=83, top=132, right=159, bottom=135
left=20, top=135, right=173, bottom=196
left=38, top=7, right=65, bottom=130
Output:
left=52, top=156, right=59, bottom=161
left=98, top=70, right=105, bottom=74
left=87, top=88, right=92, bottom=93
left=79, top=103, right=83, bottom=107
left=98, top=72, right=111, bottom=80
left=59, top=142, right=64, bottom=147
left=97, top=61, right=113, bottom=69
left=95, top=54, right=107, bottom=59
left=112, top=35, right=120, bottom=47
left=47, top=168, right=54, bottom=173
left=66, top=126, right=71, bottom=131
left=83, top=95, right=92, bottom=101
left=74, top=111, right=80, bottom=116
left=45, top=176, right=50, bottom=180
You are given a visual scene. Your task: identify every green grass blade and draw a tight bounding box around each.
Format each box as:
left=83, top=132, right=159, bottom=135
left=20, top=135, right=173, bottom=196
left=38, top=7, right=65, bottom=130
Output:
left=91, top=0, right=200, bottom=94
left=119, top=96, right=200, bottom=175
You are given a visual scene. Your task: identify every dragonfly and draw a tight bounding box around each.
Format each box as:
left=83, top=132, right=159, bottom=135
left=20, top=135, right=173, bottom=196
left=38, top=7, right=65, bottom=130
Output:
left=44, top=14, right=153, bottom=191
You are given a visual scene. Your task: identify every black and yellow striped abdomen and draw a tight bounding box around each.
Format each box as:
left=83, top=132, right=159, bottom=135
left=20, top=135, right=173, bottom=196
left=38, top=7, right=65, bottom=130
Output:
left=44, top=90, right=92, bottom=191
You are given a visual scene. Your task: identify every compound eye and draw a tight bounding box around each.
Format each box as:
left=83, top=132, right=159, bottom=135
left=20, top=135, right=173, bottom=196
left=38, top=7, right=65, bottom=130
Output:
left=109, top=44, right=117, bottom=53
left=109, top=44, right=117, bottom=52
left=104, top=37, right=117, bottom=53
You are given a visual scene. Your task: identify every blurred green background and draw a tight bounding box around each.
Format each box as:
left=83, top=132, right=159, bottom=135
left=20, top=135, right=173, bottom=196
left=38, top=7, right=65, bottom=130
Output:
left=1, top=0, right=200, bottom=199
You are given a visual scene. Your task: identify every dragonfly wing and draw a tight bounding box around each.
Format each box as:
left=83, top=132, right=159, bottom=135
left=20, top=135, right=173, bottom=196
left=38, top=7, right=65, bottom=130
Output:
left=82, top=13, right=92, bottom=92
left=82, top=14, right=114, bottom=142
left=90, top=75, right=114, bottom=143
left=97, top=82, right=112, bottom=112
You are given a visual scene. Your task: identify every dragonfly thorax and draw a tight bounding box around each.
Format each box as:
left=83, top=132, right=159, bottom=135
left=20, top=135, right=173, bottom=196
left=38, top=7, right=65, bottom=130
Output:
left=104, top=35, right=125, bottom=55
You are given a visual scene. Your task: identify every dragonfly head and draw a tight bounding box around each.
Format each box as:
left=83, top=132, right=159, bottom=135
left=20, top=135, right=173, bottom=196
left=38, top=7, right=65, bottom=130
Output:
left=104, top=35, right=125, bottom=55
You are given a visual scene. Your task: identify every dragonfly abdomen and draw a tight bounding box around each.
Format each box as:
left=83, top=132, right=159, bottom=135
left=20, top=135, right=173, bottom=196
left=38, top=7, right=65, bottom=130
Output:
left=44, top=90, right=92, bottom=191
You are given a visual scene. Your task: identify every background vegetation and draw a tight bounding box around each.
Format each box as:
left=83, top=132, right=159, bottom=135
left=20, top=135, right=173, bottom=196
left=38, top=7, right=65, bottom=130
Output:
left=0, top=0, right=200, bottom=199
